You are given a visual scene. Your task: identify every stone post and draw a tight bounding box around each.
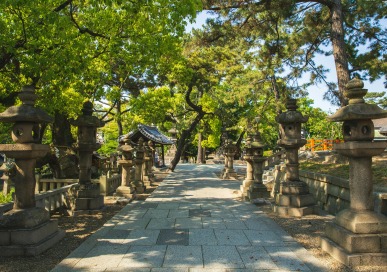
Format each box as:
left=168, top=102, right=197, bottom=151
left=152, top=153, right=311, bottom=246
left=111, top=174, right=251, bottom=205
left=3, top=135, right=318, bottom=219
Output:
left=70, top=101, right=104, bottom=213
left=132, top=137, right=146, bottom=193
left=142, top=140, right=153, bottom=187
left=146, top=141, right=155, bottom=178
left=248, top=128, right=270, bottom=200
left=0, top=85, right=64, bottom=256
left=240, top=135, right=254, bottom=200
left=273, top=98, right=316, bottom=217
left=116, top=138, right=135, bottom=198
left=321, top=78, right=387, bottom=268
left=222, top=139, right=238, bottom=179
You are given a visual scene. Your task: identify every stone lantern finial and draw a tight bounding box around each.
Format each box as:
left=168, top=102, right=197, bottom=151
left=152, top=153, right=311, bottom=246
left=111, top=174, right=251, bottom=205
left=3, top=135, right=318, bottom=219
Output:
left=82, top=100, right=94, bottom=116
left=345, top=77, right=367, bottom=104
left=19, top=85, right=38, bottom=106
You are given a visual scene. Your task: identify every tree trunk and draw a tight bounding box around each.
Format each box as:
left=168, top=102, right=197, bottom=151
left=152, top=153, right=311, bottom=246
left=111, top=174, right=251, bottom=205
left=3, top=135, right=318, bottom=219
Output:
left=169, top=112, right=205, bottom=171
left=52, top=111, right=75, bottom=146
left=116, top=99, right=124, bottom=136
left=330, top=0, right=350, bottom=107
left=197, top=132, right=204, bottom=164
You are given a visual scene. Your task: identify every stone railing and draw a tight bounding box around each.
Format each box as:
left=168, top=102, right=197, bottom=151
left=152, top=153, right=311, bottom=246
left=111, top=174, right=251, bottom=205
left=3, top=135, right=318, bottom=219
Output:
left=264, top=149, right=285, bottom=169
left=0, top=184, right=72, bottom=215
left=36, top=177, right=78, bottom=193
left=99, top=174, right=121, bottom=196
left=35, top=174, right=122, bottom=196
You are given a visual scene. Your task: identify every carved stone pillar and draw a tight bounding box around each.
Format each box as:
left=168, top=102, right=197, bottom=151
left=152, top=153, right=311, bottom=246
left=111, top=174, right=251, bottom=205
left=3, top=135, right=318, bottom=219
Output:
left=0, top=86, right=64, bottom=256
left=273, top=99, right=316, bottom=217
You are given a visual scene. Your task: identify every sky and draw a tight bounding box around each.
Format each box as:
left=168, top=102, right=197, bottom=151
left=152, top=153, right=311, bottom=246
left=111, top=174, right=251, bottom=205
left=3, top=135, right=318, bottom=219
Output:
left=186, top=12, right=386, bottom=113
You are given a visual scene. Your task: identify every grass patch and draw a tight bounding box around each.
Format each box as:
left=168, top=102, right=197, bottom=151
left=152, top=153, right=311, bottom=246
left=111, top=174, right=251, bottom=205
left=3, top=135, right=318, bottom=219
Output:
left=300, top=160, right=387, bottom=186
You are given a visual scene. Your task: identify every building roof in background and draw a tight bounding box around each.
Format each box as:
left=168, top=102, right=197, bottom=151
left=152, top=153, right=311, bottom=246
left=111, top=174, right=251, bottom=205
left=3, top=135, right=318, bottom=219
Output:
left=373, top=117, right=387, bottom=128
left=120, top=124, right=173, bottom=145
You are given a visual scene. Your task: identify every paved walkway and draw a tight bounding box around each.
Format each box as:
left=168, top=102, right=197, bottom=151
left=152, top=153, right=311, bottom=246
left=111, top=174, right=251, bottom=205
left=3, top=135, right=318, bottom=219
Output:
left=52, top=164, right=327, bottom=272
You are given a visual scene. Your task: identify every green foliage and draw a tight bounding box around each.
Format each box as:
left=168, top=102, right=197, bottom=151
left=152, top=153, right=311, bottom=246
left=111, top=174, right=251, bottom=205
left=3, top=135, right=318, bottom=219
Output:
left=98, top=122, right=119, bottom=156
left=298, top=98, right=342, bottom=139
left=0, top=187, right=14, bottom=204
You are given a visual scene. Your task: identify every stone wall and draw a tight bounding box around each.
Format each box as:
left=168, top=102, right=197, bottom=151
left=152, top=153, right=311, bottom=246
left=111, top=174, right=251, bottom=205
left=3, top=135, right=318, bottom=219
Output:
left=299, top=170, right=349, bottom=215
left=299, top=170, right=387, bottom=216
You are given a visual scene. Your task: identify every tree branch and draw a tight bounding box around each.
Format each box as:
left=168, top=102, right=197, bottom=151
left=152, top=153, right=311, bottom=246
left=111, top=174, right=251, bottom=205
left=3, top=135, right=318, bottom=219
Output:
left=69, top=3, right=109, bottom=39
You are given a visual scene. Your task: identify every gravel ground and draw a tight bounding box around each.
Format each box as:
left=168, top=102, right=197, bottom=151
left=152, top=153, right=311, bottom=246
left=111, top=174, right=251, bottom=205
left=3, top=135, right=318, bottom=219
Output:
left=0, top=168, right=385, bottom=272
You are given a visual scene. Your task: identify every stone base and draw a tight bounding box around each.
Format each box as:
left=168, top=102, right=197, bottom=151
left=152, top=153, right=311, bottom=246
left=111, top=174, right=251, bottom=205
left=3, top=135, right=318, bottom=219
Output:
left=321, top=236, right=387, bottom=267
left=324, top=222, right=386, bottom=253
left=0, top=220, right=65, bottom=256
left=143, top=178, right=152, bottom=187
left=273, top=204, right=316, bottom=217
left=222, top=170, right=237, bottom=179
left=0, top=207, right=49, bottom=229
left=321, top=209, right=387, bottom=268
left=72, top=183, right=101, bottom=198
left=240, top=180, right=253, bottom=200
left=248, top=184, right=271, bottom=200
left=116, top=185, right=136, bottom=199
left=71, top=195, right=104, bottom=212
left=275, top=193, right=316, bottom=208
left=335, top=209, right=387, bottom=234
left=135, top=185, right=146, bottom=194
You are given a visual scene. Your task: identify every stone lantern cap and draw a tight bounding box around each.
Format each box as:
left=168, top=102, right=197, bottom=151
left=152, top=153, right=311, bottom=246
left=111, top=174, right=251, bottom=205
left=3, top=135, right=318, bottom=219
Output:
left=251, top=133, right=265, bottom=149
left=0, top=85, right=53, bottom=124
left=71, top=101, right=104, bottom=128
left=328, top=78, right=387, bottom=122
left=276, top=99, right=308, bottom=124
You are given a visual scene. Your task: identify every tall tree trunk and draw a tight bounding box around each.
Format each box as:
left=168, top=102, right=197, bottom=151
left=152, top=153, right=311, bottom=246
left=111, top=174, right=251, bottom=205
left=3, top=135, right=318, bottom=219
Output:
left=330, top=0, right=350, bottom=107
left=52, top=111, right=75, bottom=147
left=197, top=132, right=204, bottom=164
left=116, top=99, right=124, bottom=136
left=169, top=112, right=205, bottom=171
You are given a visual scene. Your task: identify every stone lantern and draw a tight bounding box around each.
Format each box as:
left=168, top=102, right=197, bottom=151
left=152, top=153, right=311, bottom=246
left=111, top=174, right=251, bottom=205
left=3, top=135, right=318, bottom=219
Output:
left=240, top=135, right=254, bottom=199
left=133, top=137, right=146, bottom=193
left=273, top=98, right=316, bottom=216
left=116, top=135, right=135, bottom=198
left=321, top=78, right=387, bottom=267
left=142, top=140, right=154, bottom=187
left=70, top=101, right=104, bottom=213
left=146, top=141, right=155, bottom=179
left=248, top=123, right=270, bottom=200
left=0, top=85, right=64, bottom=256
left=222, top=138, right=238, bottom=179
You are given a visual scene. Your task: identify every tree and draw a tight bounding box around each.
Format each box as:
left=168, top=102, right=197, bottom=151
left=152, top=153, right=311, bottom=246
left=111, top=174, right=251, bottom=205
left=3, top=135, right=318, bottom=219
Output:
left=202, top=0, right=387, bottom=106
left=0, top=0, right=202, bottom=142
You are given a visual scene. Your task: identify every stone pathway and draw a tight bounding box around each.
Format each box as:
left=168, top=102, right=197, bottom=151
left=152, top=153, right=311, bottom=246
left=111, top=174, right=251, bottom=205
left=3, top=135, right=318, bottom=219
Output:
left=52, top=164, right=327, bottom=272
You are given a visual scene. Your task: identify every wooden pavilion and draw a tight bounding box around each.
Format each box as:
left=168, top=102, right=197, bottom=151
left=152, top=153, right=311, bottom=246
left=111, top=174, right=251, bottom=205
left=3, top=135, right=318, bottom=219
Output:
left=120, top=124, right=173, bottom=166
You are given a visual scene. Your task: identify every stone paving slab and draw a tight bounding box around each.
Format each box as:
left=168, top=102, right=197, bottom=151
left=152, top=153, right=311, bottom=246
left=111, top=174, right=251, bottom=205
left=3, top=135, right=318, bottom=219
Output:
left=52, top=164, right=328, bottom=272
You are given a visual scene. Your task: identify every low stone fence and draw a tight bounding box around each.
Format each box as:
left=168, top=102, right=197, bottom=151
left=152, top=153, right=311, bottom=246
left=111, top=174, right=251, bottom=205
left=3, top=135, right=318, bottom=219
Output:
left=299, top=170, right=386, bottom=216
left=0, top=184, right=72, bottom=216
left=99, top=174, right=121, bottom=196
left=36, top=174, right=121, bottom=196
left=264, top=150, right=285, bottom=169
left=299, top=170, right=350, bottom=214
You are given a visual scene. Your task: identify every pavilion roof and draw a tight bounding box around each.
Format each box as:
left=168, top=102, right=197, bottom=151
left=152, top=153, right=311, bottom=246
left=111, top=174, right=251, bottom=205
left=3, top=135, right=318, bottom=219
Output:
left=120, top=124, right=173, bottom=145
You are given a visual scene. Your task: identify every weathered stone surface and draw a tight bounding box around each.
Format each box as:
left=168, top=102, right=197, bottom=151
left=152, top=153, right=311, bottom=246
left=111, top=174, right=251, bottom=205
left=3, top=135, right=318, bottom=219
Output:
left=335, top=209, right=387, bottom=234
left=321, top=236, right=387, bottom=267
left=322, top=78, right=387, bottom=268
left=10, top=220, right=58, bottom=245
left=325, top=222, right=382, bottom=253
left=0, top=207, right=49, bottom=229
